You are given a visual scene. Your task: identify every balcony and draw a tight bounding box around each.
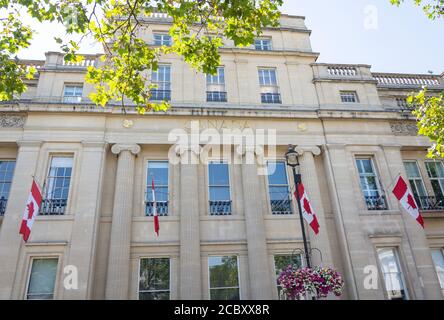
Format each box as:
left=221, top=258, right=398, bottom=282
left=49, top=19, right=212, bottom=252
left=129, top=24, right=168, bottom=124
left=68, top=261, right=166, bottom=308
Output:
left=43, top=52, right=101, bottom=70
left=150, top=89, right=171, bottom=101
left=206, top=91, right=227, bottom=102
left=39, top=199, right=67, bottom=215
left=0, top=197, right=7, bottom=216
left=261, top=93, right=281, bottom=104
left=271, top=199, right=293, bottom=215
left=312, top=63, right=374, bottom=82
left=417, top=196, right=444, bottom=211
left=145, top=201, right=169, bottom=216
left=209, top=200, right=232, bottom=216
left=364, top=195, right=388, bottom=211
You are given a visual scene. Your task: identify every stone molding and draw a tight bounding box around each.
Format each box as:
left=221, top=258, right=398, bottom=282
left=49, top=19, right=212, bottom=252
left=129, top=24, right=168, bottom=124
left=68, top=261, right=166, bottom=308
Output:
left=0, top=114, right=26, bottom=128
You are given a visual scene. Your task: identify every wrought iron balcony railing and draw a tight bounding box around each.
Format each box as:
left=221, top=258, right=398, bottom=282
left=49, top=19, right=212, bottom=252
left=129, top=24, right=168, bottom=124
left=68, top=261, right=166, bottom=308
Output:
left=271, top=199, right=293, bottom=215
left=39, top=199, right=67, bottom=215
left=364, top=195, right=388, bottom=211
left=150, top=89, right=171, bottom=101
left=261, top=93, right=282, bottom=104
left=0, top=197, right=7, bottom=216
left=145, top=201, right=169, bottom=216
left=209, top=200, right=232, bottom=216
left=417, top=196, right=444, bottom=211
left=206, top=91, right=227, bottom=102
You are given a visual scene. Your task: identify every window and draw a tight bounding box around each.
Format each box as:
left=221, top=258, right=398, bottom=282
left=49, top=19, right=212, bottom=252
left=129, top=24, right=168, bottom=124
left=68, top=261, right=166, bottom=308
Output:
left=258, top=68, right=281, bottom=104
left=146, top=161, right=169, bottom=216
left=254, top=38, right=272, bottom=51
left=340, top=91, right=358, bottom=103
left=153, top=33, right=172, bottom=46
left=151, top=65, right=171, bottom=101
left=63, top=84, right=83, bottom=103
left=377, top=248, right=408, bottom=300
left=26, top=258, right=58, bottom=300
left=208, top=256, right=240, bottom=300
left=425, top=161, right=444, bottom=202
left=267, top=161, right=292, bottom=215
left=206, top=67, right=227, bottom=102
left=355, top=158, right=387, bottom=210
left=0, top=160, right=16, bottom=216
left=431, top=248, right=444, bottom=295
left=139, top=258, right=170, bottom=300
left=404, top=161, right=428, bottom=209
left=40, top=157, right=73, bottom=215
left=274, top=254, right=303, bottom=300
left=208, top=162, right=231, bottom=215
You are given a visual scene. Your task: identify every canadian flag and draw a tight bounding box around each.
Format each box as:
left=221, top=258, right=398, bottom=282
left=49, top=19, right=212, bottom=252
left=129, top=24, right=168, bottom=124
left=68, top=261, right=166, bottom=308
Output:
left=295, top=183, right=320, bottom=235
left=19, top=179, right=43, bottom=242
left=151, top=178, right=160, bottom=237
left=392, top=175, right=424, bottom=228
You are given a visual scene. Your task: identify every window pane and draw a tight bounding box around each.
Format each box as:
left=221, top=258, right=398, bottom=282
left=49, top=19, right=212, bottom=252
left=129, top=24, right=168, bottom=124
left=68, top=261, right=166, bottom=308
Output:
left=404, top=162, right=421, bottom=178
left=377, top=248, right=407, bottom=300
left=274, top=255, right=302, bottom=276
left=209, top=256, right=239, bottom=289
left=267, top=162, right=288, bottom=185
left=27, top=258, right=58, bottom=300
left=147, top=161, right=169, bottom=186
left=139, top=291, right=170, bottom=300
left=139, top=258, right=170, bottom=299
left=209, top=186, right=230, bottom=201
left=209, top=163, right=229, bottom=185
left=431, top=249, right=444, bottom=289
left=210, top=288, right=240, bottom=300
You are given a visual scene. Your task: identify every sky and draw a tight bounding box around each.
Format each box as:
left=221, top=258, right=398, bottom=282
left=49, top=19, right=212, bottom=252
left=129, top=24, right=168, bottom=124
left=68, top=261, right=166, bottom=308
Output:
left=17, top=0, right=444, bottom=74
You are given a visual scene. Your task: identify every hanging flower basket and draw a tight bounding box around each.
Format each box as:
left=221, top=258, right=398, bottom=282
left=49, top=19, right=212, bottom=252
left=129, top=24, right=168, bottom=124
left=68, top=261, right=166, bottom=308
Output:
left=277, top=265, right=344, bottom=300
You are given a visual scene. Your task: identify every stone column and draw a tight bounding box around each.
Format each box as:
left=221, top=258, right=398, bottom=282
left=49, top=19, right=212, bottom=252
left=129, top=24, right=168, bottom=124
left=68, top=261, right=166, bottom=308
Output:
left=64, top=142, right=107, bottom=299
left=239, top=146, right=273, bottom=300
left=105, top=144, right=140, bottom=300
left=295, top=146, right=334, bottom=267
left=382, top=145, right=443, bottom=299
left=178, top=146, right=202, bottom=299
left=0, top=141, right=42, bottom=299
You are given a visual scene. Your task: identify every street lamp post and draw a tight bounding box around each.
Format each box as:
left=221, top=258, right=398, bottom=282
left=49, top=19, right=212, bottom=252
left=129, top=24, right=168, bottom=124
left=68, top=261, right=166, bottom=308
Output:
left=285, top=145, right=311, bottom=269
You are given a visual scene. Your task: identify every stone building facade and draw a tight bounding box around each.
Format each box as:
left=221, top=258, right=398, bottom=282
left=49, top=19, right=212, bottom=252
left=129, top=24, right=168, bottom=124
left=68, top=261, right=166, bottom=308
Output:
left=0, top=13, right=443, bottom=300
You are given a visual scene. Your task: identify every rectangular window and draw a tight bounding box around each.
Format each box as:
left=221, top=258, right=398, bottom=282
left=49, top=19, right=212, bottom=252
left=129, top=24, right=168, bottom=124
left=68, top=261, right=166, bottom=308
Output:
left=404, top=161, right=429, bottom=209
left=139, top=258, right=170, bottom=300
left=206, top=67, right=227, bottom=102
left=0, top=160, right=16, bottom=216
left=258, top=68, right=281, bottom=104
left=208, top=256, right=240, bottom=300
left=26, top=258, right=58, bottom=300
left=153, top=33, right=172, bottom=46
left=254, top=38, right=272, bottom=51
left=274, top=254, right=303, bottom=300
left=340, top=91, right=358, bottom=103
left=431, top=248, right=444, bottom=295
left=146, top=161, right=169, bottom=216
left=355, top=158, right=387, bottom=210
left=40, top=157, right=73, bottom=215
left=63, top=84, right=83, bottom=103
left=377, top=248, right=408, bottom=300
left=267, top=161, right=292, bottom=215
left=208, top=162, right=231, bottom=215
left=151, top=65, right=171, bottom=101
left=425, top=161, right=444, bottom=207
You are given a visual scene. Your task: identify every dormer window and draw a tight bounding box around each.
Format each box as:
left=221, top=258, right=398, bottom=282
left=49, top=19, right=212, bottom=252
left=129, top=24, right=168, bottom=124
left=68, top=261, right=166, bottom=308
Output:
left=254, top=38, right=272, bottom=51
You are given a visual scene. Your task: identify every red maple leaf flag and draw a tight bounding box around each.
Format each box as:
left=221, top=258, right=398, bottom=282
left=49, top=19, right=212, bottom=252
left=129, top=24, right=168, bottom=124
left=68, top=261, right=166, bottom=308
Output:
left=295, top=183, right=320, bottom=235
left=19, top=179, right=43, bottom=242
left=151, top=178, right=160, bottom=237
left=392, top=175, right=424, bottom=228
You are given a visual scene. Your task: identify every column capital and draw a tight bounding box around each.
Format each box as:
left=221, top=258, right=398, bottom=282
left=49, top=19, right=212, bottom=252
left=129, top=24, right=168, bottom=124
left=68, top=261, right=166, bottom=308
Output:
left=111, top=144, right=141, bottom=156
left=295, top=145, right=322, bottom=157
left=174, top=145, right=201, bottom=157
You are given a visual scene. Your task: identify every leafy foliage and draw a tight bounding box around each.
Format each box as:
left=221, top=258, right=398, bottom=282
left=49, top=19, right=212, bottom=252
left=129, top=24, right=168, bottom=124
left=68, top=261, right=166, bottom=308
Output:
left=0, top=0, right=283, bottom=112
left=409, top=91, right=444, bottom=158
left=390, top=0, right=444, bottom=19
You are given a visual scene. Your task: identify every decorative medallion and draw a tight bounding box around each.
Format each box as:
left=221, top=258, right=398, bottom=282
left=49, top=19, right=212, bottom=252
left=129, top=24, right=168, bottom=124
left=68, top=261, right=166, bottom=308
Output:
left=0, top=114, right=26, bottom=128
left=390, top=122, right=418, bottom=136
left=122, top=119, right=134, bottom=128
